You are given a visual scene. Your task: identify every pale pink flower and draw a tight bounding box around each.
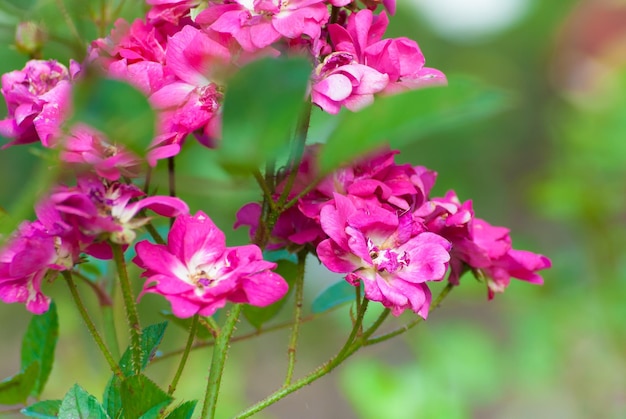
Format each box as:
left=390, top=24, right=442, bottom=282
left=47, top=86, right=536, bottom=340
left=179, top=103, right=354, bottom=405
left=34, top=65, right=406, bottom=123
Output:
left=134, top=211, right=289, bottom=318
left=59, top=124, right=142, bottom=180
left=0, top=60, right=79, bottom=148
left=317, top=194, right=450, bottom=317
left=197, top=0, right=329, bottom=52
left=0, top=221, right=78, bottom=314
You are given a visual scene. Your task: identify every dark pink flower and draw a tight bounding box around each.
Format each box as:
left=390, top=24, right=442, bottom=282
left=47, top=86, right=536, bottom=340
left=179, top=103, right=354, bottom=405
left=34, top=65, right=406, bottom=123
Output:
left=317, top=194, right=450, bottom=317
left=59, top=124, right=142, bottom=180
left=36, top=175, right=189, bottom=257
left=198, top=0, right=329, bottom=52
left=0, top=221, right=78, bottom=314
left=420, top=190, right=551, bottom=297
left=0, top=60, right=78, bottom=148
left=134, top=211, right=288, bottom=317
left=148, top=25, right=229, bottom=159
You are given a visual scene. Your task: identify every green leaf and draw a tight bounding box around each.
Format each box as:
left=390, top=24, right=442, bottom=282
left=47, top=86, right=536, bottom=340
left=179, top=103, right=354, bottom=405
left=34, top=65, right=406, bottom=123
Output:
left=0, top=362, right=39, bottom=405
left=118, top=322, right=168, bottom=376
left=71, top=72, right=155, bottom=158
left=262, top=249, right=298, bottom=263
left=243, top=259, right=299, bottom=329
left=21, top=301, right=58, bottom=397
left=58, top=384, right=109, bottom=419
left=164, top=400, right=197, bottom=419
left=103, top=376, right=122, bottom=419
left=120, top=374, right=172, bottom=419
left=318, top=77, right=508, bottom=174
left=311, top=280, right=356, bottom=314
left=218, top=56, right=312, bottom=172
left=21, top=400, right=62, bottom=418
left=159, top=311, right=212, bottom=340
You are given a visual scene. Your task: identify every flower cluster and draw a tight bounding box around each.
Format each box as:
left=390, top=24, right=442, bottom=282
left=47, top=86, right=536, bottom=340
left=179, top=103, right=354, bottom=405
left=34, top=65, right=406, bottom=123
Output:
left=0, top=0, right=550, bottom=319
left=236, top=146, right=551, bottom=317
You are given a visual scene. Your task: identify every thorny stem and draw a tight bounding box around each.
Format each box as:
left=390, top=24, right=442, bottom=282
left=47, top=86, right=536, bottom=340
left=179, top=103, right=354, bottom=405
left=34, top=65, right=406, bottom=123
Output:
left=252, top=169, right=278, bottom=212
left=62, top=271, right=123, bottom=379
left=112, top=243, right=143, bottom=375
left=72, top=270, right=120, bottom=360
left=201, top=304, right=242, bottom=419
left=168, top=314, right=199, bottom=396
left=284, top=251, right=307, bottom=386
left=234, top=283, right=455, bottom=418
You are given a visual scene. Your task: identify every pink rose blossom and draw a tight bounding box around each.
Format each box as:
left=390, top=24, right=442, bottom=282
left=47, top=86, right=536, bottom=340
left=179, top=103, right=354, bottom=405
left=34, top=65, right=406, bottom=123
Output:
left=59, top=124, right=142, bottom=180
left=0, top=60, right=79, bottom=148
left=36, top=175, right=189, bottom=257
left=134, top=211, right=289, bottom=317
left=197, top=0, right=329, bottom=52
left=0, top=221, right=78, bottom=314
left=419, top=191, right=551, bottom=297
left=317, top=194, right=450, bottom=317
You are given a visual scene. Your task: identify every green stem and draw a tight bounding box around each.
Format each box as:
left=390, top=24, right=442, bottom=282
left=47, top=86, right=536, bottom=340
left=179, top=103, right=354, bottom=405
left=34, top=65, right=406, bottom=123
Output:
left=144, top=222, right=165, bottom=245
left=252, top=169, right=278, bottom=212
left=111, top=243, right=143, bottom=375
left=63, top=271, right=123, bottom=379
left=365, top=283, right=455, bottom=346
left=235, top=284, right=456, bottom=418
left=201, top=304, right=242, bottom=419
left=284, top=252, right=307, bottom=386
left=168, top=314, right=199, bottom=396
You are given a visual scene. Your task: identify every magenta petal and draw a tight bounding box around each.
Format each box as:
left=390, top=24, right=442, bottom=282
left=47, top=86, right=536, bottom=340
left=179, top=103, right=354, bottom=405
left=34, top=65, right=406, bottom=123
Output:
left=317, top=239, right=361, bottom=273
left=241, top=271, right=288, bottom=306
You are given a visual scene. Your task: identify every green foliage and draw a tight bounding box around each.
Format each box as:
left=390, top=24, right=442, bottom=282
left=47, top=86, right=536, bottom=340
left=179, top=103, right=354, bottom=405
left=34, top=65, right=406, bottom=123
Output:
left=71, top=74, right=156, bottom=158
left=311, top=280, right=356, bottom=314
left=119, top=374, right=173, bottom=418
left=0, top=362, right=39, bottom=405
left=58, top=384, right=109, bottom=419
left=21, top=301, right=59, bottom=397
left=118, top=322, right=168, bottom=376
left=218, top=56, right=312, bottom=172
left=318, top=77, right=508, bottom=174
left=164, top=400, right=197, bottom=419
left=21, top=400, right=62, bottom=418
left=243, top=259, right=299, bottom=329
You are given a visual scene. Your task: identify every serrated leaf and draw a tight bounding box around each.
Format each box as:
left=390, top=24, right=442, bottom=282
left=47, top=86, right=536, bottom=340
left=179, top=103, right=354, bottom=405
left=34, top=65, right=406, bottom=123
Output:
left=218, top=56, right=312, bottom=172
left=21, top=400, right=62, bottom=418
left=159, top=311, right=212, bottom=340
left=318, top=77, right=508, bottom=174
left=164, top=400, right=197, bottom=419
left=120, top=374, right=172, bottom=419
left=0, top=362, right=39, bottom=405
left=243, top=259, right=299, bottom=329
left=103, top=376, right=122, bottom=419
left=58, top=384, right=109, bottom=419
left=71, top=72, right=155, bottom=158
left=21, top=301, right=58, bottom=397
left=312, top=280, right=356, bottom=314
left=118, top=322, right=168, bottom=376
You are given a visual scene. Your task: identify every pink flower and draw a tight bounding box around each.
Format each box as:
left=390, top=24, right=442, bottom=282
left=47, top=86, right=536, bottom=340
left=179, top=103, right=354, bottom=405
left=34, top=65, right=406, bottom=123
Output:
left=36, top=175, right=189, bottom=257
left=146, top=0, right=200, bottom=27
left=0, top=60, right=79, bottom=148
left=148, top=25, right=229, bottom=160
left=197, top=0, right=329, bottom=52
left=0, top=221, right=78, bottom=314
left=419, top=191, right=551, bottom=297
left=317, top=194, right=450, bottom=317
left=59, top=124, right=142, bottom=180
left=134, top=211, right=289, bottom=317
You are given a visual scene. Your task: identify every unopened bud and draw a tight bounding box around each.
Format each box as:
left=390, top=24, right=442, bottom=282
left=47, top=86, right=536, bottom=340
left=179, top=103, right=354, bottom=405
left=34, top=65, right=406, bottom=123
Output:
left=15, top=21, right=47, bottom=58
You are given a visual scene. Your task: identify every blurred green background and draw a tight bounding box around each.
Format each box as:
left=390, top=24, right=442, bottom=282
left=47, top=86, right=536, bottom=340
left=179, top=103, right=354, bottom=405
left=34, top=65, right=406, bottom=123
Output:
left=1, top=0, right=625, bottom=418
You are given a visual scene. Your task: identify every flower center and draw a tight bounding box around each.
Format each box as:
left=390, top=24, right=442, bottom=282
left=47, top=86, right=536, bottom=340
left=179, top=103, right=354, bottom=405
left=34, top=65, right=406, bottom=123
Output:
left=368, top=239, right=410, bottom=274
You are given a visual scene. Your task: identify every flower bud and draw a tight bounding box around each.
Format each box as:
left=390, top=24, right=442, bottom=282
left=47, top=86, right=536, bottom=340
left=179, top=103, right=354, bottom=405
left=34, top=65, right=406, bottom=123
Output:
left=15, top=21, right=46, bottom=58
